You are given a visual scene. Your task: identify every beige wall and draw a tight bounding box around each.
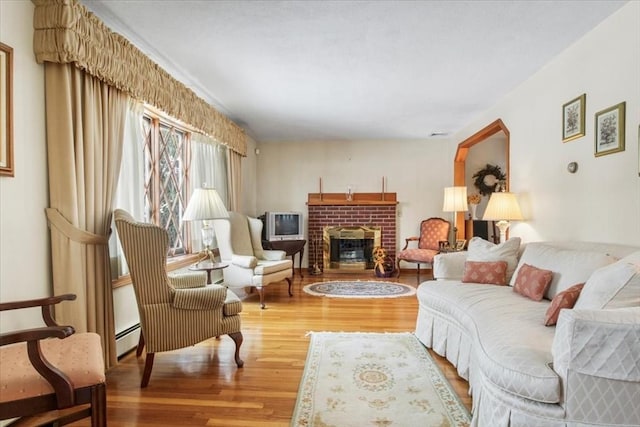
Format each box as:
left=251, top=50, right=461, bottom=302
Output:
left=0, top=1, right=49, bottom=330
left=256, top=139, right=456, bottom=267
left=454, top=1, right=640, bottom=245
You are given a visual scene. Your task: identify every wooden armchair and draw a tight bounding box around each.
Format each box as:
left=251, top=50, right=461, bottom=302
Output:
left=396, top=217, right=451, bottom=278
left=114, top=209, right=244, bottom=388
left=0, top=294, right=106, bottom=426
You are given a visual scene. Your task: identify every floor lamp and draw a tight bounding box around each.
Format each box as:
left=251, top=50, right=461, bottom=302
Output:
left=482, top=191, right=523, bottom=243
left=183, top=187, right=229, bottom=265
left=442, top=186, right=468, bottom=245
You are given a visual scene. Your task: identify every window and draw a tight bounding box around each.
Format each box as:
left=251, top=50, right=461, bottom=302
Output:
left=142, top=116, right=191, bottom=256
left=111, top=104, right=229, bottom=280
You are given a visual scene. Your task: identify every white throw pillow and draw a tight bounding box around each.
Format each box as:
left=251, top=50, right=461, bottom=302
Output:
left=466, top=237, right=521, bottom=282
left=574, top=251, right=640, bottom=310
left=509, top=243, right=616, bottom=300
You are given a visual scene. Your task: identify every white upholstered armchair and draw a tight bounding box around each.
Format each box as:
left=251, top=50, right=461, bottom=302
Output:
left=213, top=212, right=293, bottom=309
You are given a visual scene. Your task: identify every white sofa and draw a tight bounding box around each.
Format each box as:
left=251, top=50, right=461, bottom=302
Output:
left=415, top=239, right=640, bottom=427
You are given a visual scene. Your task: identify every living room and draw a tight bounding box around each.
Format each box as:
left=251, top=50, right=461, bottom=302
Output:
left=0, top=1, right=638, bottom=426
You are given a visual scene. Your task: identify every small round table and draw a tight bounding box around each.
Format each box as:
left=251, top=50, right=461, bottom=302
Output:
left=188, top=261, right=228, bottom=285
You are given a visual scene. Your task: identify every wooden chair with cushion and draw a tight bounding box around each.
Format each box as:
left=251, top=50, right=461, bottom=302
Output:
left=0, top=294, right=106, bottom=426
left=114, top=209, right=244, bottom=388
left=396, top=217, right=451, bottom=278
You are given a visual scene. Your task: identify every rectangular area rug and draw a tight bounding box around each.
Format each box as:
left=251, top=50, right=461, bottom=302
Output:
left=291, top=332, right=471, bottom=427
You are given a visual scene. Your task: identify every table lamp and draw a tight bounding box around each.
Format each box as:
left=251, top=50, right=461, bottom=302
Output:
left=183, top=187, right=229, bottom=264
left=442, top=186, right=468, bottom=244
left=482, top=191, right=523, bottom=243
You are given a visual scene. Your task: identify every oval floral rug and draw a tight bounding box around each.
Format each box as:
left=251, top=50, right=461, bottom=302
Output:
left=303, top=280, right=416, bottom=298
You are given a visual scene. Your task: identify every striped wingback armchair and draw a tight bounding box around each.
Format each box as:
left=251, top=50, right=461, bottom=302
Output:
left=396, top=217, right=451, bottom=278
left=114, top=209, right=244, bottom=388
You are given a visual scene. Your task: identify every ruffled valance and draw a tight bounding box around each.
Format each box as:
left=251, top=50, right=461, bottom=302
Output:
left=32, top=0, right=246, bottom=156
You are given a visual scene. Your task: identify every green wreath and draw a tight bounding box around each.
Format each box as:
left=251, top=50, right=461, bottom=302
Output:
left=472, top=164, right=506, bottom=196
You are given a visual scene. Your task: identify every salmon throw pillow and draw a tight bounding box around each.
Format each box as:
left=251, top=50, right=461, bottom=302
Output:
left=544, top=283, right=585, bottom=326
left=513, top=263, right=554, bottom=301
left=462, top=261, right=508, bottom=285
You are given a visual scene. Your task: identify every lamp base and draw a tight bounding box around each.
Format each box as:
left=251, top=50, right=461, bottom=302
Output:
left=495, top=220, right=510, bottom=244
left=194, top=247, right=216, bottom=266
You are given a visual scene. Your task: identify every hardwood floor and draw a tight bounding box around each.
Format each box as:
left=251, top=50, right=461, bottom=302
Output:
left=95, top=271, right=470, bottom=426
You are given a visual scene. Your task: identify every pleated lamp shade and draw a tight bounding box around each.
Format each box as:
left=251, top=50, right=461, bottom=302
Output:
left=183, top=188, right=229, bottom=221
left=442, top=186, right=469, bottom=213
left=483, top=192, right=523, bottom=221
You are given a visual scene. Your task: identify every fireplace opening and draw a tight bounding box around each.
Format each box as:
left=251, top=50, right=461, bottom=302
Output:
left=330, top=237, right=372, bottom=266
left=323, top=226, right=381, bottom=271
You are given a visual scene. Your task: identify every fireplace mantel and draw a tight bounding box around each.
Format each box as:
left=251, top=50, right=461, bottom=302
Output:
left=307, top=192, right=398, bottom=206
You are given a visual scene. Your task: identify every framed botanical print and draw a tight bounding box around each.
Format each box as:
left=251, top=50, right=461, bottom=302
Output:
left=562, top=93, right=585, bottom=142
left=594, top=102, right=625, bottom=157
left=0, top=42, right=13, bottom=177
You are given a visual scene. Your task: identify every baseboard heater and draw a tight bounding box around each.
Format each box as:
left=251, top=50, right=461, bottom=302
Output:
left=115, top=323, right=141, bottom=358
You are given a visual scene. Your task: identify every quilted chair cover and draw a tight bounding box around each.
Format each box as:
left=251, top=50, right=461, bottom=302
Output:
left=396, top=217, right=450, bottom=276
left=212, top=212, right=293, bottom=308
left=114, top=209, right=243, bottom=386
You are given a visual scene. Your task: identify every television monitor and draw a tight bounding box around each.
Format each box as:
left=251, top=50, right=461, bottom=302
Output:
left=265, top=211, right=304, bottom=241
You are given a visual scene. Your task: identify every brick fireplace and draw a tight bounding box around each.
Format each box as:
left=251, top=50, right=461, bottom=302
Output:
left=307, top=193, right=397, bottom=273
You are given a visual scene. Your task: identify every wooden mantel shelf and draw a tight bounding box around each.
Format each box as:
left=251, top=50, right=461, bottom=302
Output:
left=307, top=192, right=398, bottom=206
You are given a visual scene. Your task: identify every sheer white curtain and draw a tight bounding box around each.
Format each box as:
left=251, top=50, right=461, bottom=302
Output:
left=190, top=134, right=229, bottom=250
left=110, top=100, right=145, bottom=276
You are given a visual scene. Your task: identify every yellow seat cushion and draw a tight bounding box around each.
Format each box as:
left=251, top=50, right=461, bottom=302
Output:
left=0, top=332, right=105, bottom=403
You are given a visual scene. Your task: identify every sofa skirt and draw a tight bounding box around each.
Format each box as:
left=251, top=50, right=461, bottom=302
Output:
left=415, top=297, right=472, bottom=381
left=416, top=300, right=568, bottom=427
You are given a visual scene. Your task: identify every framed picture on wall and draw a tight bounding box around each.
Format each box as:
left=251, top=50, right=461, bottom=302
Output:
left=594, top=101, right=625, bottom=157
left=0, top=42, right=13, bottom=177
left=562, top=93, right=586, bottom=142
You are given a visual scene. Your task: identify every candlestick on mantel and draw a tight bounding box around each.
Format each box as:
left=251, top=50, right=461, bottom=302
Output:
left=382, top=176, right=386, bottom=200
left=319, top=177, right=323, bottom=200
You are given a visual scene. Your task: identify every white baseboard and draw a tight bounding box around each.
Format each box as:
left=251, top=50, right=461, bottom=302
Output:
left=116, top=324, right=141, bottom=357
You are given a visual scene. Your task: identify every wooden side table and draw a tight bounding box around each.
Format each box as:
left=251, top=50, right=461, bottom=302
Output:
left=188, top=261, right=228, bottom=285
left=262, top=239, right=306, bottom=278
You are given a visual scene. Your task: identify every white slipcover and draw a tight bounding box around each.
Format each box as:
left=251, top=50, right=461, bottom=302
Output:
left=213, top=212, right=293, bottom=308
left=416, top=241, right=640, bottom=427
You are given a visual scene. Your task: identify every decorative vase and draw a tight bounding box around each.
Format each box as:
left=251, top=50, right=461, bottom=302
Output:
left=470, top=204, right=478, bottom=220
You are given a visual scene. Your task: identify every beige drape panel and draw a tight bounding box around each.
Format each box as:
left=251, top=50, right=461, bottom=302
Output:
left=227, top=150, right=243, bottom=211
left=32, top=0, right=246, bottom=156
left=44, top=62, right=128, bottom=368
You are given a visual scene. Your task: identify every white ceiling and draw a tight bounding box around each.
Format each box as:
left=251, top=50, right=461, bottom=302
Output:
left=82, top=0, right=626, bottom=142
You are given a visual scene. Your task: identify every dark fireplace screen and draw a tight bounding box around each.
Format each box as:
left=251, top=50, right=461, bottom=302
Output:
left=323, top=226, right=381, bottom=271
left=330, top=237, right=375, bottom=269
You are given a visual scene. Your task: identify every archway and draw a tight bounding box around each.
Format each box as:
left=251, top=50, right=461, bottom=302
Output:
left=453, top=119, right=510, bottom=239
